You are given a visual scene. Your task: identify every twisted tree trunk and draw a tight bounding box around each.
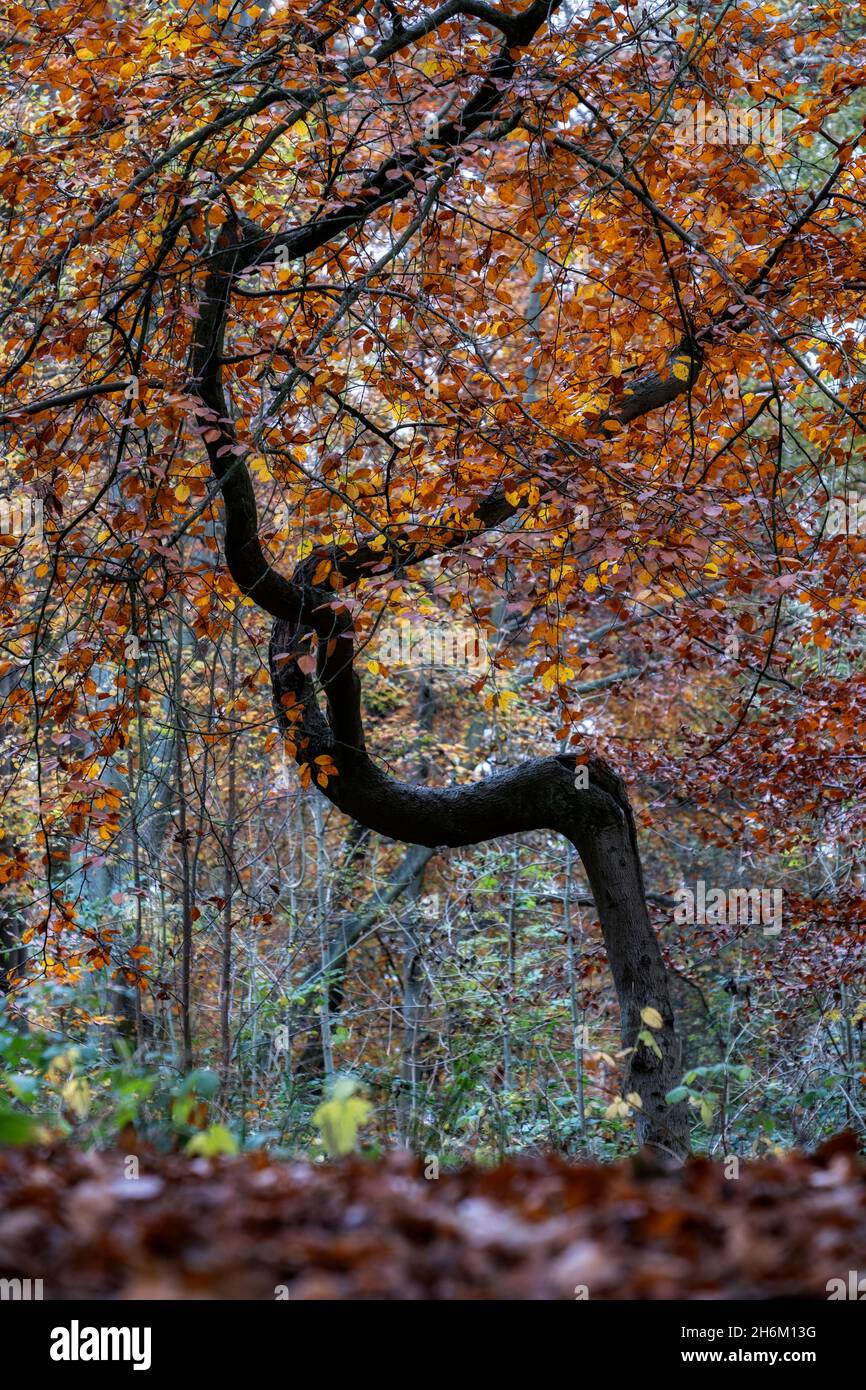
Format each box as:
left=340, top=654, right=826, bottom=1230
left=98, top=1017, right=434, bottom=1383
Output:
left=186, top=221, right=693, bottom=1152
left=184, top=0, right=696, bottom=1154
left=269, top=622, right=688, bottom=1155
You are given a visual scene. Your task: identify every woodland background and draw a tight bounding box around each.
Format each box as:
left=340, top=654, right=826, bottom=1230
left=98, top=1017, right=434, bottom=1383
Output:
left=0, top=0, right=864, bottom=1173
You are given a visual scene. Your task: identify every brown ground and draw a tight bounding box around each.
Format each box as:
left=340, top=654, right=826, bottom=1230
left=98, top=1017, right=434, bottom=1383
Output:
left=0, top=1133, right=863, bottom=1299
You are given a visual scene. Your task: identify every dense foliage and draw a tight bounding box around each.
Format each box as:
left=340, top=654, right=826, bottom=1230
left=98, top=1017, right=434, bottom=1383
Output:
left=0, top=0, right=864, bottom=1163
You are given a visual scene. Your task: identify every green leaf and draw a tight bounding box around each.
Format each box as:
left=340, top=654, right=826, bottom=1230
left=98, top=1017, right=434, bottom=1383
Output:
left=637, top=1028, right=662, bottom=1059
left=171, top=1095, right=193, bottom=1126
left=185, top=1123, right=239, bottom=1157
left=184, top=1068, right=219, bottom=1099
left=4, top=1072, right=39, bottom=1102
left=666, top=1085, right=690, bottom=1105
left=0, top=1107, right=41, bottom=1146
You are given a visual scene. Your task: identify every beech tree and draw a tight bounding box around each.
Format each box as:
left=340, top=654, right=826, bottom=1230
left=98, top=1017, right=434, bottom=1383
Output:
left=3, top=0, right=866, bottom=1155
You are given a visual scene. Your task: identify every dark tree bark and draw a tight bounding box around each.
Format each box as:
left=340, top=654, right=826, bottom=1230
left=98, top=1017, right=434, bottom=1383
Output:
left=269, top=623, right=688, bottom=1154
left=186, top=0, right=698, bottom=1155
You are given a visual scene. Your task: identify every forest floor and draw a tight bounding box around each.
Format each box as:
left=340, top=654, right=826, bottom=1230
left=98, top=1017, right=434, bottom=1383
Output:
left=0, top=1133, right=863, bottom=1299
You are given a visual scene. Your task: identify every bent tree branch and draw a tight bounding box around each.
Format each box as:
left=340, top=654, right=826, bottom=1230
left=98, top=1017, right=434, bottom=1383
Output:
left=189, top=0, right=696, bottom=1154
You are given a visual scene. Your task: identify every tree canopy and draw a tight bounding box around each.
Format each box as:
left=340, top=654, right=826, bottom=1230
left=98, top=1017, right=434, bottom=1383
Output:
left=0, top=0, right=865, bottom=1161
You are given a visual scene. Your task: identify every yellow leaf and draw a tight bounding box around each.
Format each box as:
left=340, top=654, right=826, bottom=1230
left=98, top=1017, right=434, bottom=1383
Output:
left=641, top=1006, right=663, bottom=1029
left=186, top=1124, right=238, bottom=1157
left=61, top=1076, right=91, bottom=1119
left=496, top=690, right=520, bottom=712
left=605, top=1095, right=631, bottom=1119
left=583, top=574, right=599, bottom=593
left=541, top=662, right=574, bottom=692
left=312, top=1078, right=372, bottom=1157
